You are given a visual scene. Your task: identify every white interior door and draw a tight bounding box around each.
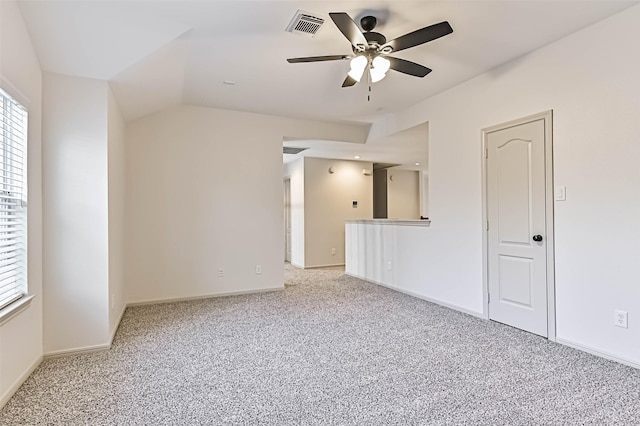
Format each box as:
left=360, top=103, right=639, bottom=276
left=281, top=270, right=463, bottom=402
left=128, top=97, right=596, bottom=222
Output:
left=284, top=178, right=292, bottom=262
left=486, top=117, right=549, bottom=337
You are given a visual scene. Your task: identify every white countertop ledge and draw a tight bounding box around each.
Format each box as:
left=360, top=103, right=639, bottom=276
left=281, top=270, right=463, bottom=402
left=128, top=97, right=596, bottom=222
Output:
left=346, top=219, right=431, bottom=227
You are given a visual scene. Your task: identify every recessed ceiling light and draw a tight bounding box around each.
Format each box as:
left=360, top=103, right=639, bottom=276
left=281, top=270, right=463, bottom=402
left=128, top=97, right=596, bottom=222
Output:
left=415, top=162, right=420, bottom=166
left=223, top=80, right=236, bottom=85
left=354, top=155, right=361, bottom=159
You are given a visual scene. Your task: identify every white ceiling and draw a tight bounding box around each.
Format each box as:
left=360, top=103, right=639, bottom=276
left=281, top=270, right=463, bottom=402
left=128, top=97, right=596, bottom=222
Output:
left=283, top=122, right=429, bottom=171
left=17, top=0, right=638, bottom=165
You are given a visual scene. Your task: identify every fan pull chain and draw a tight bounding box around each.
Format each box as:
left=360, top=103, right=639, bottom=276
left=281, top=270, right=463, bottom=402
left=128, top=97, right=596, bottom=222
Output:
left=368, top=84, right=371, bottom=102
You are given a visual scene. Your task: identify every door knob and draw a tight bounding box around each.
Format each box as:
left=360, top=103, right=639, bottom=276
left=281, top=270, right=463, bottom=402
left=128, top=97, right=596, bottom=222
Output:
left=532, top=235, right=543, bottom=242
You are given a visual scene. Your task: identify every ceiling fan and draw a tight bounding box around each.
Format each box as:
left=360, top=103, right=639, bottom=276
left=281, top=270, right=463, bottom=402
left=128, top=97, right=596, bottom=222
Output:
left=287, top=12, right=453, bottom=87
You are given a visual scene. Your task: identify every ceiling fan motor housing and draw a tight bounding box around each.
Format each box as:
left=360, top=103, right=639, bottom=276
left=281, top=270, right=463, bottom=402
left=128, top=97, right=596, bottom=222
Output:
left=358, top=16, right=387, bottom=51
left=364, top=31, right=386, bottom=47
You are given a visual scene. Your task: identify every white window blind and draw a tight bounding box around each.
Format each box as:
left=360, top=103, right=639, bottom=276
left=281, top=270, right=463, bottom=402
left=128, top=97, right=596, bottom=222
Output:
left=0, top=88, right=27, bottom=310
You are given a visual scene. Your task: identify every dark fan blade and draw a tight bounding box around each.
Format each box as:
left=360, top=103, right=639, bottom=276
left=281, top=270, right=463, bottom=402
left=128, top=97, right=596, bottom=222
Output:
left=342, top=75, right=358, bottom=87
left=329, top=12, right=368, bottom=48
left=387, top=57, right=432, bottom=77
left=383, top=21, right=453, bottom=53
left=287, top=55, right=349, bottom=63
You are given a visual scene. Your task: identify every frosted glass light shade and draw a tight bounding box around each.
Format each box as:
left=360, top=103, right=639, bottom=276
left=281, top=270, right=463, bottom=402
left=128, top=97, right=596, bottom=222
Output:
left=348, top=55, right=368, bottom=82
left=370, top=56, right=390, bottom=83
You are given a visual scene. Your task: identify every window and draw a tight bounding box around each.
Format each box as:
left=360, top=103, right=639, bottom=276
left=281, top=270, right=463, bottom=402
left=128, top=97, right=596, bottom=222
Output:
left=0, top=88, right=27, bottom=310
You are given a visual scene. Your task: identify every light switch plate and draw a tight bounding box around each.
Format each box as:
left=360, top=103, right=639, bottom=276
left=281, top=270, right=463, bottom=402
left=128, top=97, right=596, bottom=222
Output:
left=555, top=186, right=566, bottom=201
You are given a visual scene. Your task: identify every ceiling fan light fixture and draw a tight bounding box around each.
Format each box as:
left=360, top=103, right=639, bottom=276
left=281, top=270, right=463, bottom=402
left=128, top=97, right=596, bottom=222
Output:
left=287, top=12, right=454, bottom=88
left=370, top=56, right=390, bottom=83
left=348, top=55, right=368, bottom=82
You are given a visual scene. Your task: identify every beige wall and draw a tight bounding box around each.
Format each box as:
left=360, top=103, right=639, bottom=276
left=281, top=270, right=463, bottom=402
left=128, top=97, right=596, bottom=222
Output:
left=303, top=157, right=373, bottom=267
left=0, top=0, right=43, bottom=406
left=387, top=169, right=420, bottom=220
left=125, top=107, right=368, bottom=302
left=125, top=106, right=284, bottom=302
left=373, top=169, right=420, bottom=219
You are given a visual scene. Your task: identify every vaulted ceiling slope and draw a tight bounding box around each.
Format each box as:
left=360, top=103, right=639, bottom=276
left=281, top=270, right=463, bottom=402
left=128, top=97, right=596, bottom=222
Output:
left=17, top=0, right=638, bottom=123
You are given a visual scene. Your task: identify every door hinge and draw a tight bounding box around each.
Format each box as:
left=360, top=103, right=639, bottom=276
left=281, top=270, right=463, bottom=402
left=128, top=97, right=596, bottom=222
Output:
left=484, top=148, right=488, bottom=158
left=487, top=293, right=490, bottom=303
left=486, top=220, right=489, bottom=231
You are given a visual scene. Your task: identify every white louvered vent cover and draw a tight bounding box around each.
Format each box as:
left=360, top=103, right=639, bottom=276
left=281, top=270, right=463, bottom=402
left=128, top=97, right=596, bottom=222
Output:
left=286, top=10, right=325, bottom=37
left=283, top=147, right=308, bottom=155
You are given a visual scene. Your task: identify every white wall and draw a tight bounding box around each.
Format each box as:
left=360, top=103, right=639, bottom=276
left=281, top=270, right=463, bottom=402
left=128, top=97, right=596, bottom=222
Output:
left=387, top=169, right=420, bottom=220
left=107, top=86, right=126, bottom=337
left=367, top=5, right=640, bottom=366
left=286, top=158, right=305, bottom=268
left=0, top=0, right=44, bottom=407
left=303, top=157, right=373, bottom=268
left=346, top=222, right=435, bottom=305
left=42, top=72, right=110, bottom=354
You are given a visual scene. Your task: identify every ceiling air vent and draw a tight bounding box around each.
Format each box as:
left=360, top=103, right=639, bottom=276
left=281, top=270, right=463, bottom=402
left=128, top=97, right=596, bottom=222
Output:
left=283, top=147, right=308, bottom=155
left=286, top=10, right=325, bottom=38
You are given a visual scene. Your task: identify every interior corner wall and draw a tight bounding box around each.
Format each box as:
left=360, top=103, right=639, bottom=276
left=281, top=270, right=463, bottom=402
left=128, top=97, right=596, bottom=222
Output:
left=387, top=170, right=420, bottom=219
left=420, top=172, right=429, bottom=218
left=286, top=158, right=305, bottom=268
left=42, top=72, right=110, bottom=354
left=107, top=85, right=126, bottom=338
left=303, top=157, right=373, bottom=268
left=369, top=5, right=640, bottom=365
left=0, top=0, right=44, bottom=406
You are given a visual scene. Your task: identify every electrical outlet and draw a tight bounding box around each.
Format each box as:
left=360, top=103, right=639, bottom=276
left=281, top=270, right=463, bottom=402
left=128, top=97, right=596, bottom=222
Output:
left=255, top=265, right=262, bottom=274
left=218, top=268, right=224, bottom=277
left=387, top=261, right=392, bottom=271
left=331, top=248, right=336, bottom=256
left=614, top=309, right=628, bottom=328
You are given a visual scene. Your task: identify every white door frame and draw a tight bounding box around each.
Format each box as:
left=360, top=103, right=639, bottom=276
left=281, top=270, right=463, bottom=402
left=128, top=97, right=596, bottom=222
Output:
left=481, top=110, right=557, bottom=342
left=284, top=177, right=291, bottom=263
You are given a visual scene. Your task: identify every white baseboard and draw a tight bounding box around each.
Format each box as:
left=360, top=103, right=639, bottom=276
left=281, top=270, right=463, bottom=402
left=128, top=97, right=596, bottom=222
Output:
left=109, top=304, right=127, bottom=347
left=349, top=273, right=639, bottom=370
left=126, top=286, right=285, bottom=307
left=556, top=337, right=640, bottom=369
left=45, top=305, right=128, bottom=359
left=44, top=342, right=111, bottom=359
left=44, top=287, right=284, bottom=358
left=346, top=272, right=484, bottom=319
left=0, top=355, right=42, bottom=409
left=303, top=263, right=345, bottom=269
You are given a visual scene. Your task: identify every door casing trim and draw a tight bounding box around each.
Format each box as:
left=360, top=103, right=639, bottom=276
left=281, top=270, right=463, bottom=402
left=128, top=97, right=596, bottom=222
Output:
left=480, top=110, right=556, bottom=342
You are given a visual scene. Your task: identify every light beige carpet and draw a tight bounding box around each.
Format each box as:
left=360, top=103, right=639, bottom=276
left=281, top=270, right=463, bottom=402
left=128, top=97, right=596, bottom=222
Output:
left=1, top=264, right=639, bottom=425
